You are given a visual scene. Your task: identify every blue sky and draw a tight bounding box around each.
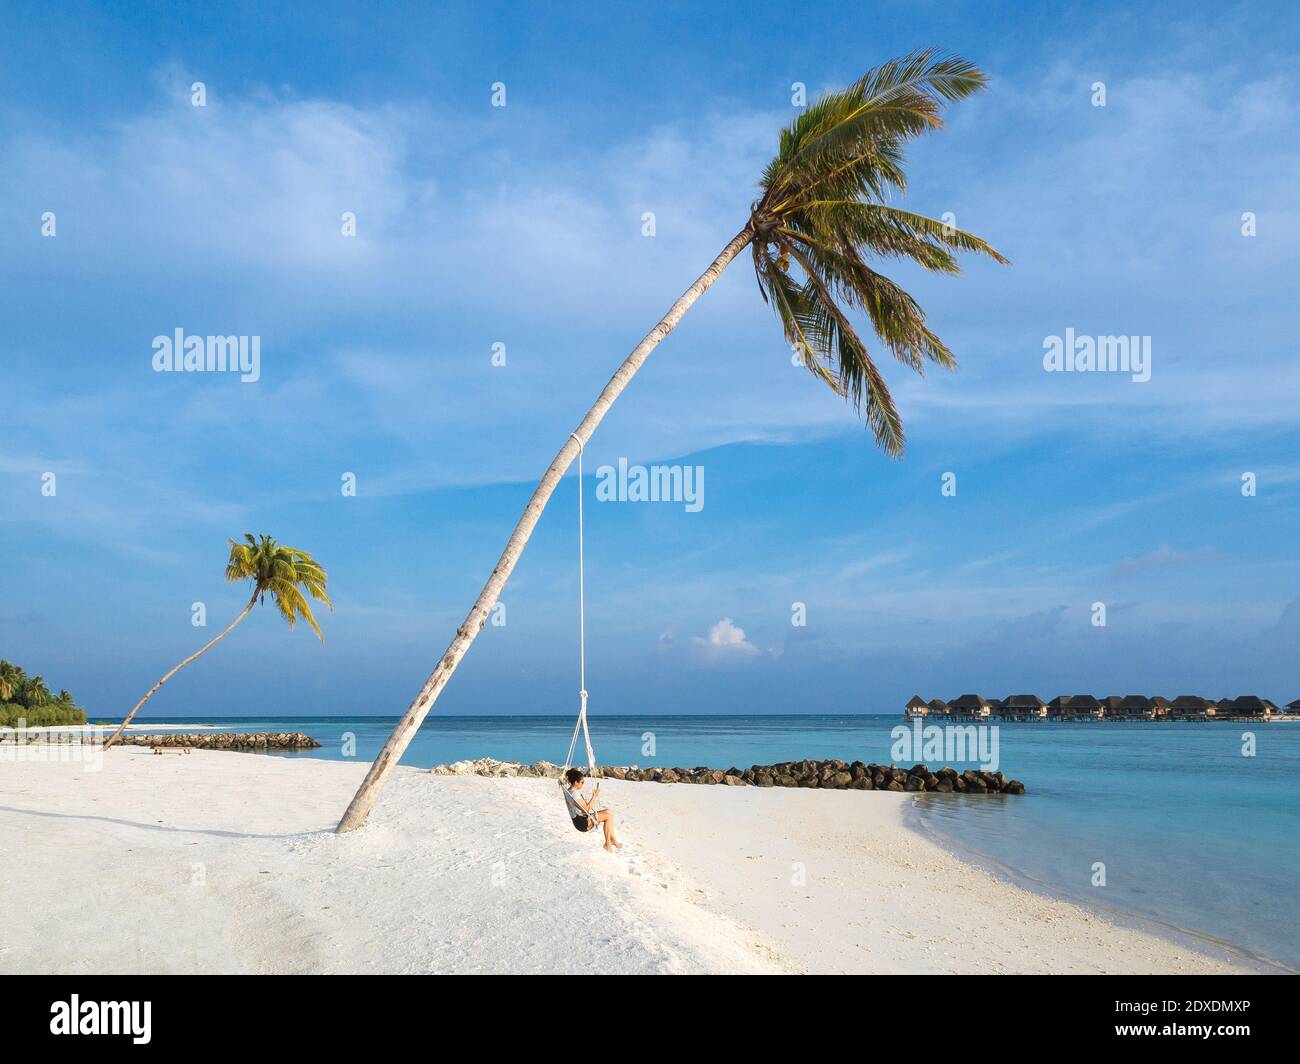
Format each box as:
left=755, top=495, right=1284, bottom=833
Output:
left=3, top=0, right=1299, bottom=717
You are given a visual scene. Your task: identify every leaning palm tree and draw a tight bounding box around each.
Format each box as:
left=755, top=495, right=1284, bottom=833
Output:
left=337, top=50, right=1007, bottom=832
left=102, top=534, right=330, bottom=751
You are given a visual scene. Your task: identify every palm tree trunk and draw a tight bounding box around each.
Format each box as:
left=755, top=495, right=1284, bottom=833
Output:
left=101, top=591, right=260, bottom=751
left=336, top=222, right=755, bottom=832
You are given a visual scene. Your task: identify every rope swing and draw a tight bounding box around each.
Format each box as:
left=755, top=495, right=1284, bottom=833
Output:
left=560, top=433, right=597, bottom=828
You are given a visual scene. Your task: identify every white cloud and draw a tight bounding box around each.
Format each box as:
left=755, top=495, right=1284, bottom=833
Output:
left=689, top=617, right=761, bottom=661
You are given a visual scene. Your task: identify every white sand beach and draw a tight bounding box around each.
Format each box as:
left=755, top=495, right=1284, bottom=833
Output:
left=0, top=748, right=1272, bottom=974
left=25, top=723, right=220, bottom=732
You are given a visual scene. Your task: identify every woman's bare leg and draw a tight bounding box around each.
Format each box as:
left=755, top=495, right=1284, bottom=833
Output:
left=596, top=810, right=621, bottom=850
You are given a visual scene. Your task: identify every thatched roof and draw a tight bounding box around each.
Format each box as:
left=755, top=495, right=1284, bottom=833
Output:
left=927, top=698, right=950, bottom=712
left=905, top=695, right=928, bottom=710
left=1045, top=695, right=1102, bottom=714
left=1170, top=695, right=1213, bottom=711
left=1003, top=694, right=1046, bottom=709
left=1118, top=694, right=1155, bottom=711
left=1226, top=695, right=1269, bottom=713
left=948, top=693, right=989, bottom=711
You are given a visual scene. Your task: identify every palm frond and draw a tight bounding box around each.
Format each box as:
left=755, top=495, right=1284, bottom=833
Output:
left=745, top=51, right=1005, bottom=455
left=779, top=242, right=906, bottom=454
left=223, top=533, right=331, bottom=638
left=762, top=50, right=988, bottom=211
left=752, top=247, right=841, bottom=392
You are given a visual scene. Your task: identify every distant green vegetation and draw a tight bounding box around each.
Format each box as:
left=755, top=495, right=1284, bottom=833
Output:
left=0, top=660, right=87, bottom=728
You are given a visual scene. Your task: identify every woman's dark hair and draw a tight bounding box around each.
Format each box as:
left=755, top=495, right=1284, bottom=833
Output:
left=564, top=767, right=585, bottom=786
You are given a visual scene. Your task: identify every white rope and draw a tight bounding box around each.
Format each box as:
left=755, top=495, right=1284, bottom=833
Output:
left=563, top=432, right=595, bottom=774
left=573, top=433, right=586, bottom=701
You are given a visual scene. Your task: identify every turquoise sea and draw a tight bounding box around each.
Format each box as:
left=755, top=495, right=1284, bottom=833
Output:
left=138, top=713, right=1299, bottom=970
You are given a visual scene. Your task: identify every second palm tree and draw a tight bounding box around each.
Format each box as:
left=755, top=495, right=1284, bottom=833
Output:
left=102, top=534, right=331, bottom=751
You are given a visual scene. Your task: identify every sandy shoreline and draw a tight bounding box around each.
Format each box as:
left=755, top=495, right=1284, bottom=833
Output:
left=0, top=747, right=1278, bottom=974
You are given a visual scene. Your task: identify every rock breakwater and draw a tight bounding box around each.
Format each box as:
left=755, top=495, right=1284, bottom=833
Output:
left=430, top=757, right=1024, bottom=793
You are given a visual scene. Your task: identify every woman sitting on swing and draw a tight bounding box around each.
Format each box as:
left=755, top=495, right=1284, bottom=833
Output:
left=564, top=768, right=622, bottom=852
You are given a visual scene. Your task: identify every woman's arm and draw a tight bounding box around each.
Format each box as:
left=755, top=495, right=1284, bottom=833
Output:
left=573, top=783, right=600, bottom=812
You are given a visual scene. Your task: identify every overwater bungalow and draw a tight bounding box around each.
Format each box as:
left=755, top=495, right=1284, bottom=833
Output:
left=1150, top=696, right=1172, bottom=718
left=1048, top=695, right=1104, bottom=720
left=905, top=695, right=929, bottom=718
left=1072, top=695, right=1105, bottom=719
left=1001, top=694, right=1048, bottom=720
left=1112, top=694, right=1157, bottom=720
left=1287, top=699, right=1300, bottom=714
left=927, top=698, right=951, bottom=718
left=1169, top=695, right=1216, bottom=719
left=1221, top=695, right=1274, bottom=717
left=948, top=693, right=992, bottom=718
